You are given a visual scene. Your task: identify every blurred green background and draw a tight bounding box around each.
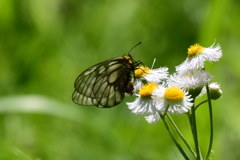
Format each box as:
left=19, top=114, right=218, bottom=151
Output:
left=0, top=0, right=239, bottom=159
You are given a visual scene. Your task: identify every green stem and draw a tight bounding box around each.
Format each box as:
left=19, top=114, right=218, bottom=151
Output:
left=160, top=114, right=190, bottom=160
left=195, top=100, right=208, bottom=110
left=191, top=101, right=201, bottom=160
left=205, top=84, right=214, bottom=160
left=163, top=104, right=170, bottom=117
left=166, top=113, right=196, bottom=157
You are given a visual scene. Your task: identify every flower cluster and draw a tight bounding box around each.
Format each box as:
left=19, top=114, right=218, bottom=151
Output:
left=127, top=42, right=222, bottom=124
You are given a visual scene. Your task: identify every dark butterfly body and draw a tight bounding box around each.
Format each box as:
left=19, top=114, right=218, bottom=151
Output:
left=72, top=54, right=141, bottom=108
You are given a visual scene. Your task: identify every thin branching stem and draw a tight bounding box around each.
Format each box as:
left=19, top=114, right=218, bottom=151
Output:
left=160, top=114, right=190, bottom=160
left=195, top=100, right=208, bottom=110
left=166, top=113, right=196, bottom=157
left=205, top=84, right=214, bottom=160
left=191, top=100, right=201, bottom=160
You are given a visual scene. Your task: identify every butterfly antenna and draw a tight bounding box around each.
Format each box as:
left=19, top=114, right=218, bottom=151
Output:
left=128, top=42, right=142, bottom=55
left=151, top=58, right=156, bottom=69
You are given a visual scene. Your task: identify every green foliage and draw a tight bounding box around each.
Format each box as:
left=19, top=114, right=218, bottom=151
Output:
left=0, top=0, right=240, bottom=159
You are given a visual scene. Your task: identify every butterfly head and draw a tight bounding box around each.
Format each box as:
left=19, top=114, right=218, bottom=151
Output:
left=124, top=54, right=133, bottom=64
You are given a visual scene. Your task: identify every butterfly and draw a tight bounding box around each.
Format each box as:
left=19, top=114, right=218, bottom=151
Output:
left=72, top=43, right=142, bottom=108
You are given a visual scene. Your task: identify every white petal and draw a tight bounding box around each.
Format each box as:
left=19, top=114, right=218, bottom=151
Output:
left=145, top=113, right=161, bottom=124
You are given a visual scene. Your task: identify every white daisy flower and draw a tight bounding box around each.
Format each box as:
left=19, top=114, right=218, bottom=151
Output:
left=145, top=113, right=161, bottom=124
left=132, top=66, right=168, bottom=93
left=127, top=82, right=160, bottom=115
left=199, top=82, right=222, bottom=100
left=176, top=42, right=222, bottom=75
left=153, top=86, right=193, bottom=114
left=127, top=96, right=156, bottom=115
left=132, top=79, right=144, bottom=94
left=134, top=66, right=168, bottom=83
left=168, top=70, right=213, bottom=98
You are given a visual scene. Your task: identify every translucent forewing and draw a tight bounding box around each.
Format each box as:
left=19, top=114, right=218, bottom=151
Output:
left=72, top=55, right=136, bottom=108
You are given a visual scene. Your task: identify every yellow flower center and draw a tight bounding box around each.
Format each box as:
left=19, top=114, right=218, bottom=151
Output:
left=187, top=44, right=204, bottom=58
left=185, top=73, right=190, bottom=77
left=164, top=87, right=184, bottom=102
left=134, top=66, right=150, bottom=78
left=139, top=82, right=158, bottom=98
